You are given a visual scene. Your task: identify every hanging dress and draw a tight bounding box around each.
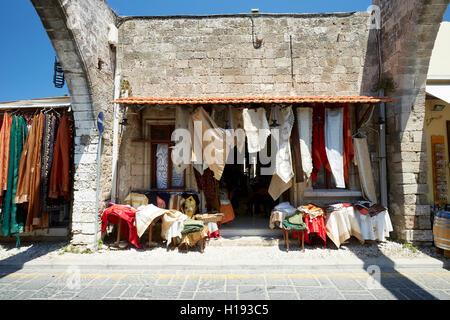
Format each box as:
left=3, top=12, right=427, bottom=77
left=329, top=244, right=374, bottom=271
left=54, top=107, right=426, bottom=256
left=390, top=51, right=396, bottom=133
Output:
left=48, top=115, right=71, bottom=200
left=16, top=113, right=47, bottom=232
left=0, top=113, right=12, bottom=196
left=1, top=116, right=28, bottom=236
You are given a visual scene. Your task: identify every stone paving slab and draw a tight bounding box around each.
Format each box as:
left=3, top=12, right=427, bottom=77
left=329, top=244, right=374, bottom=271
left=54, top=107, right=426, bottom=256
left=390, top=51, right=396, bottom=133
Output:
left=1, top=267, right=450, bottom=300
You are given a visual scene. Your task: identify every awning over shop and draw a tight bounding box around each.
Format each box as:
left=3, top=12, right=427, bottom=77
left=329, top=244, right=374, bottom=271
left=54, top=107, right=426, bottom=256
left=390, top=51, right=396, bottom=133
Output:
left=111, top=96, right=396, bottom=105
left=426, top=84, right=450, bottom=104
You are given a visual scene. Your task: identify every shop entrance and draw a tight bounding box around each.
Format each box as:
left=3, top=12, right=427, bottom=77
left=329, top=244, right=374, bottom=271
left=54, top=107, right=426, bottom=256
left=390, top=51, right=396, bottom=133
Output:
left=218, top=146, right=280, bottom=236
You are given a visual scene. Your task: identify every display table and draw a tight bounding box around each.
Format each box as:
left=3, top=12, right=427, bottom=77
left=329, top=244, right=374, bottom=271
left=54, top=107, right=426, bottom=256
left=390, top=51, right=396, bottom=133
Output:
left=282, top=221, right=306, bottom=253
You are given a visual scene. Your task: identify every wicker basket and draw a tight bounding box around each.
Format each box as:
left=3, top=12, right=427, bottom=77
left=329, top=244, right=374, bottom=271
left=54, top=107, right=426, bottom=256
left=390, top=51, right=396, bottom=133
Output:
left=194, top=213, right=225, bottom=223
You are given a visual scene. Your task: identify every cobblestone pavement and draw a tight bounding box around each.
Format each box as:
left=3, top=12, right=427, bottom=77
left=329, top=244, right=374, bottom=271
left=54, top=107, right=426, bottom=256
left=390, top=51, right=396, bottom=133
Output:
left=0, top=267, right=449, bottom=300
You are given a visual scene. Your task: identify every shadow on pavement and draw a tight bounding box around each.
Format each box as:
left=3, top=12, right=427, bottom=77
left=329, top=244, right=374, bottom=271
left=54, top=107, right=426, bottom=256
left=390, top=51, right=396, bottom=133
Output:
left=0, top=241, right=65, bottom=279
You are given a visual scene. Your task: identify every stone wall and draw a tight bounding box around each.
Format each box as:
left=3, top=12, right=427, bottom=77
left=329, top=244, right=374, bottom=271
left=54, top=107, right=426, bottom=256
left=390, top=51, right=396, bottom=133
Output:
left=373, top=0, right=449, bottom=243
left=31, top=0, right=117, bottom=245
left=117, top=12, right=377, bottom=98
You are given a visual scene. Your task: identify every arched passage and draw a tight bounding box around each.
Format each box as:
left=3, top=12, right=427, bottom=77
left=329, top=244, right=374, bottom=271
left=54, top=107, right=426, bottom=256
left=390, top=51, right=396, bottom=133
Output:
left=30, top=0, right=117, bottom=244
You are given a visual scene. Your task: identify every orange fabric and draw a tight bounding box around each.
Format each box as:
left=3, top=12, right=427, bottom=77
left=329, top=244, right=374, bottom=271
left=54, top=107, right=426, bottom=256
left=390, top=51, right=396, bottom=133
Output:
left=0, top=113, right=12, bottom=194
left=15, top=113, right=48, bottom=232
left=218, top=203, right=235, bottom=225
left=48, top=115, right=71, bottom=199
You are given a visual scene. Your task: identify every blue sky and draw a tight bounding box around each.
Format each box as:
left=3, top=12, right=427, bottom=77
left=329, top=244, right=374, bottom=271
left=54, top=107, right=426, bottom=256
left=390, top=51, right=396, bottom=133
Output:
left=0, top=1, right=449, bottom=102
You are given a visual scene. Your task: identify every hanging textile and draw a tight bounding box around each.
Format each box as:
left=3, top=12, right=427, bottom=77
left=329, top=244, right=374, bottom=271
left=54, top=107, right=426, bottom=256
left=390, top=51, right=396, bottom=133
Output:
left=155, top=144, right=169, bottom=189
left=0, top=113, right=12, bottom=195
left=312, top=104, right=331, bottom=181
left=270, top=105, right=295, bottom=184
left=211, top=105, right=228, bottom=129
left=353, top=137, right=377, bottom=203
left=242, top=108, right=271, bottom=154
left=231, top=107, right=246, bottom=153
left=15, top=113, right=48, bottom=232
left=290, top=107, right=304, bottom=183
left=325, top=107, right=345, bottom=188
left=1, top=116, right=28, bottom=236
left=190, top=107, right=228, bottom=181
left=168, top=194, right=183, bottom=211
left=342, top=104, right=354, bottom=184
left=173, top=106, right=192, bottom=175
left=39, top=114, right=53, bottom=218
left=48, top=114, right=71, bottom=200
left=267, top=106, right=294, bottom=200
left=297, top=107, right=313, bottom=180
left=268, top=174, right=292, bottom=201
left=123, top=192, right=149, bottom=209
left=193, top=168, right=217, bottom=209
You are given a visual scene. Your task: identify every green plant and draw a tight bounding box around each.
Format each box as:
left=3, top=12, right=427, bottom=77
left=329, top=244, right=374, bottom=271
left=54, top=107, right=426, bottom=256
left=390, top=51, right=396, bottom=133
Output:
left=402, top=243, right=418, bottom=253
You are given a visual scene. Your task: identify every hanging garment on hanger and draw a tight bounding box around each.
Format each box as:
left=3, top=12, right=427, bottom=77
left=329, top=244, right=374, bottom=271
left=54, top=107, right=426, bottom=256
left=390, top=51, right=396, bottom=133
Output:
left=243, top=108, right=271, bottom=154
left=15, top=113, right=48, bottom=232
left=290, top=107, right=304, bottom=183
left=48, top=114, right=71, bottom=200
left=297, top=107, right=313, bottom=180
left=193, top=168, right=218, bottom=211
left=342, top=104, right=354, bottom=184
left=269, top=105, right=294, bottom=184
left=325, top=107, right=345, bottom=188
left=0, top=113, right=12, bottom=195
left=1, top=116, right=28, bottom=236
left=173, top=106, right=192, bottom=175
left=312, top=104, right=331, bottom=181
left=231, top=107, right=246, bottom=153
left=38, top=114, right=52, bottom=218
left=190, top=107, right=229, bottom=181
left=353, top=137, right=377, bottom=203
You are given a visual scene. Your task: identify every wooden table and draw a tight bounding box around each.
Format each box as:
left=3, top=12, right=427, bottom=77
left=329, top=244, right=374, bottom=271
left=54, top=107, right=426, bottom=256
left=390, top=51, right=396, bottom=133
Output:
left=146, top=215, right=163, bottom=249
left=282, top=226, right=305, bottom=253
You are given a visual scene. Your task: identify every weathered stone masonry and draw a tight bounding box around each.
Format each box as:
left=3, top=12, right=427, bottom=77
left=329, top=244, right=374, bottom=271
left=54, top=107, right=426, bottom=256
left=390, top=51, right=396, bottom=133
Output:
left=29, top=0, right=449, bottom=245
left=374, top=0, right=449, bottom=243
left=31, top=0, right=117, bottom=244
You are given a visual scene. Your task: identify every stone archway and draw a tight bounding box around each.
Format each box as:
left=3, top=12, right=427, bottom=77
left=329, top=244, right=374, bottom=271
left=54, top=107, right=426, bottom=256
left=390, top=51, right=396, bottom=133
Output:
left=373, top=0, right=449, bottom=242
left=30, top=0, right=117, bottom=244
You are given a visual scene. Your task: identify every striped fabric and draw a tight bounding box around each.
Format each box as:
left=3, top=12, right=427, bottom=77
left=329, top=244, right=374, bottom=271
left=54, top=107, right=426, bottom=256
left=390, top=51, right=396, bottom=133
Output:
left=434, top=211, right=450, bottom=251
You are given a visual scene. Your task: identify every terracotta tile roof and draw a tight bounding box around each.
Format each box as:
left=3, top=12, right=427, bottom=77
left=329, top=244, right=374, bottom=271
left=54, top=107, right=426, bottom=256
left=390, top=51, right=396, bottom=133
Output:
left=111, top=96, right=396, bottom=105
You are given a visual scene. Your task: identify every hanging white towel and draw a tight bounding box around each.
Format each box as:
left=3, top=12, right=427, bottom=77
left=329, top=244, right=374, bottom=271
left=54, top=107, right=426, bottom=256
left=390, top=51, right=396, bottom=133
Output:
left=243, top=108, right=271, bottom=154
left=325, top=108, right=345, bottom=188
left=297, top=107, right=313, bottom=179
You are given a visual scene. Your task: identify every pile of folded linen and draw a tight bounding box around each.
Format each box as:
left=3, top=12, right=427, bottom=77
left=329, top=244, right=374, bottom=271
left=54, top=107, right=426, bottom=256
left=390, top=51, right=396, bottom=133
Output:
left=269, top=202, right=297, bottom=229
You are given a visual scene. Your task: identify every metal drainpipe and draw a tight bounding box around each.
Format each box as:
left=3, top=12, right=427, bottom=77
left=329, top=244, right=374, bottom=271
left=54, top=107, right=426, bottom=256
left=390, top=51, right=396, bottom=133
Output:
left=111, top=72, right=121, bottom=203
left=379, top=88, right=388, bottom=208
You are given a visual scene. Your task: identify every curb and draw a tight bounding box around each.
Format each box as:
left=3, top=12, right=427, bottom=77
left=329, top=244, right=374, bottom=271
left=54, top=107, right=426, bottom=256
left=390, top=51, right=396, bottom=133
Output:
left=1, top=257, right=448, bottom=272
